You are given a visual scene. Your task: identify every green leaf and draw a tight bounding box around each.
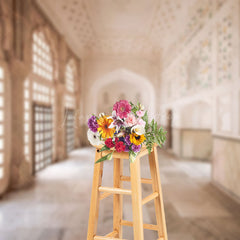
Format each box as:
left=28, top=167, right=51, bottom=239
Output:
left=142, top=111, right=148, bottom=123
left=144, top=118, right=149, bottom=131
left=130, top=101, right=134, bottom=108
left=146, top=141, right=154, bottom=154
left=129, top=151, right=138, bottom=163
left=150, top=119, right=154, bottom=127
left=98, top=145, right=110, bottom=152
left=95, top=152, right=113, bottom=164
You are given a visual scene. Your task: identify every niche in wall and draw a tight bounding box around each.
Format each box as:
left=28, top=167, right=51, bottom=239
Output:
left=173, top=101, right=213, bottom=160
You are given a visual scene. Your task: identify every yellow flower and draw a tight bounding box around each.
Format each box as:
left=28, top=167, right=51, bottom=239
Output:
left=130, top=133, right=146, bottom=145
left=97, top=116, right=115, bottom=139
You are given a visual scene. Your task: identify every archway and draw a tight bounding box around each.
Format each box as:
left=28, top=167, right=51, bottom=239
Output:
left=87, top=68, right=156, bottom=117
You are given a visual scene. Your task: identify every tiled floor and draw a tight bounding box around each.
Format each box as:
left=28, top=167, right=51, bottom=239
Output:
left=0, top=148, right=240, bottom=240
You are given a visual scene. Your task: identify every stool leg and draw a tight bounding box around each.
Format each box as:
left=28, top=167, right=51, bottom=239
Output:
left=87, top=150, right=104, bottom=240
left=130, top=156, right=144, bottom=240
left=149, top=147, right=168, bottom=240
left=113, top=158, right=123, bottom=238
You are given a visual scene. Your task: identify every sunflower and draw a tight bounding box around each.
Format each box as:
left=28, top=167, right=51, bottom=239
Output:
left=129, top=132, right=146, bottom=145
left=97, top=116, right=115, bottom=139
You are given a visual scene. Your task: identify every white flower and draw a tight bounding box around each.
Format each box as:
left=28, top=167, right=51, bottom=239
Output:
left=131, top=125, right=145, bottom=135
left=87, top=129, right=102, bottom=146
left=112, top=110, right=117, bottom=117
left=99, top=112, right=105, bottom=118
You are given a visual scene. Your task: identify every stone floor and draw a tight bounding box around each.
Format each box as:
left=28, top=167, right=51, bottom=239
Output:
left=0, top=148, right=240, bottom=240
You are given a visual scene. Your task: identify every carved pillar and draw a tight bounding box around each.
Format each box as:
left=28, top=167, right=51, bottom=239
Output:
left=55, top=82, right=66, bottom=161
left=10, top=61, right=32, bottom=188
left=9, top=0, right=33, bottom=189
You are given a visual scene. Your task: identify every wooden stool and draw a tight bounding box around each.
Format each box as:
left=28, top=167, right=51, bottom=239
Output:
left=87, top=145, right=168, bottom=240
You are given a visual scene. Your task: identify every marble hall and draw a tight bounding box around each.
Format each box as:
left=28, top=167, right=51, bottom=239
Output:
left=0, top=0, right=239, bottom=240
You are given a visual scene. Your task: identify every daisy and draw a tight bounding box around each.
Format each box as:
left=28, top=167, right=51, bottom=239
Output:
left=97, top=115, right=115, bottom=139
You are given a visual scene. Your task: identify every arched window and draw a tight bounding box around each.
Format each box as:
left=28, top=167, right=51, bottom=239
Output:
left=0, top=64, right=10, bottom=195
left=64, top=59, right=77, bottom=153
left=65, top=59, right=76, bottom=109
left=65, top=60, right=75, bottom=93
left=24, top=29, right=56, bottom=174
left=32, top=31, right=53, bottom=81
left=23, top=78, right=30, bottom=162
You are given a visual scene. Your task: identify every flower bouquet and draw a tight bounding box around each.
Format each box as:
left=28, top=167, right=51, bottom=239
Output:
left=87, top=100, right=166, bottom=163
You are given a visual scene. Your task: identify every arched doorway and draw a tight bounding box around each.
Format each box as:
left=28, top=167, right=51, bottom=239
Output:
left=88, top=68, right=156, bottom=117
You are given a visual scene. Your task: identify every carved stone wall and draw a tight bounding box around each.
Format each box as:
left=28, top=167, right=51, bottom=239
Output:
left=160, top=0, right=240, bottom=199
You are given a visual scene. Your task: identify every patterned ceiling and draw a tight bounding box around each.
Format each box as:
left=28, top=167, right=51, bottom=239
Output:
left=37, top=0, right=226, bottom=58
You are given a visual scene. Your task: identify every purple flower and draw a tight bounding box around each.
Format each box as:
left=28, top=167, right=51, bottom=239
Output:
left=132, top=144, right=141, bottom=153
left=124, top=145, right=130, bottom=152
left=125, top=135, right=131, bottom=146
left=88, top=115, right=98, bottom=132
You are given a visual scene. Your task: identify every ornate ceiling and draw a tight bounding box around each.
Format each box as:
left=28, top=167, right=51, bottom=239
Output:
left=37, top=0, right=226, bottom=59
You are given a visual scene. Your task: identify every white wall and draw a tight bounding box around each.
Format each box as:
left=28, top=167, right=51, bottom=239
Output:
left=160, top=0, right=240, bottom=136
left=160, top=0, right=240, bottom=198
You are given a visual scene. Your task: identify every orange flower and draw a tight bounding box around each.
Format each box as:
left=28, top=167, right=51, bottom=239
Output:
left=97, top=116, right=115, bottom=139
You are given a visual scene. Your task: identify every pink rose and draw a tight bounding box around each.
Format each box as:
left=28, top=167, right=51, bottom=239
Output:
left=125, top=113, right=137, bottom=126
left=136, top=110, right=145, bottom=117
left=137, top=118, right=146, bottom=127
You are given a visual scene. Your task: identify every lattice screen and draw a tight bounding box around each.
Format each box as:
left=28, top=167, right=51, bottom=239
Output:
left=33, top=105, right=53, bottom=172
left=64, top=60, right=76, bottom=153
left=65, top=62, right=75, bottom=93
left=32, top=32, right=53, bottom=81
left=65, top=60, right=76, bottom=109
left=65, top=109, right=75, bottom=154
left=0, top=67, right=4, bottom=179
left=23, top=30, right=56, bottom=173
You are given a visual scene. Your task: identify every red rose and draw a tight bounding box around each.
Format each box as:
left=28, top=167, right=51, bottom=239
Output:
left=105, top=138, right=114, bottom=148
left=115, top=141, right=125, bottom=152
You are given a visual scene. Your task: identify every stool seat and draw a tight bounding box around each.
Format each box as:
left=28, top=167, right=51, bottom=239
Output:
left=87, top=145, right=168, bottom=240
left=95, top=143, right=153, bottom=160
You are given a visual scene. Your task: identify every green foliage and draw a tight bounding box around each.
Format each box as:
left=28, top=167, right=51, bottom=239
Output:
left=98, top=145, right=110, bottom=152
left=130, top=101, right=140, bottom=115
left=129, top=150, right=138, bottom=163
left=144, top=111, right=167, bottom=154
left=95, top=152, right=113, bottom=164
left=142, top=111, right=149, bottom=129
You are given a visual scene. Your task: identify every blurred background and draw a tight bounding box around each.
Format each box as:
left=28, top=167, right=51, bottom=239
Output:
left=0, top=0, right=239, bottom=239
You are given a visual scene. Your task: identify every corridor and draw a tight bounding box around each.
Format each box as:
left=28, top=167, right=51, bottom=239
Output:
left=0, top=148, right=239, bottom=240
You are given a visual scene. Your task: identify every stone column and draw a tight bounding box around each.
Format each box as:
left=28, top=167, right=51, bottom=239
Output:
left=75, top=59, right=81, bottom=148
left=55, top=39, right=67, bottom=160
left=55, top=81, right=66, bottom=161
left=10, top=61, right=33, bottom=189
